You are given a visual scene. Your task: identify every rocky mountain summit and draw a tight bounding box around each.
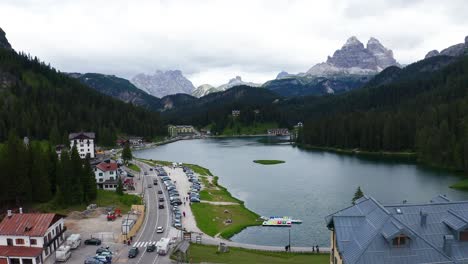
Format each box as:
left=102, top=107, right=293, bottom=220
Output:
left=191, top=76, right=261, bottom=98
left=0, top=27, right=12, bottom=50
left=131, top=70, right=195, bottom=97
left=425, top=35, right=468, bottom=59
left=307, top=36, right=399, bottom=76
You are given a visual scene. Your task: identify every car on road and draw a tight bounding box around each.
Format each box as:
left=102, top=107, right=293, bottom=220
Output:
left=128, top=247, right=139, bottom=258
left=159, top=196, right=164, bottom=202
left=146, top=244, right=156, bottom=252
left=84, top=238, right=102, bottom=245
left=84, top=257, right=105, bottom=264
left=153, top=179, right=158, bottom=185
left=158, top=190, right=163, bottom=194
left=147, top=184, right=152, bottom=188
left=158, top=203, right=164, bottom=209
left=156, top=226, right=164, bottom=233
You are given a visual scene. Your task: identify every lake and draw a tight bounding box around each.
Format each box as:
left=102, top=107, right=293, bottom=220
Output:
left=134, top=137, right=468, bottom=247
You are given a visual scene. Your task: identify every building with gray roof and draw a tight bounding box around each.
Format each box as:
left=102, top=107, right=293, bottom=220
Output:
left=325, top=195, right=468, bottom=264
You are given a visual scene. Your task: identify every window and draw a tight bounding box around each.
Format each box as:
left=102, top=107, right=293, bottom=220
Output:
left=110, top=171, right=114, bottom=175
left=109, top=177, right=114, bottom=181
left=15, top=238, right=24, bottom=245
left=44, top=247, right=49, bottom=256
left=10, top=258, right=20, bottom=264
left=36, top=256, right=41, bottom=264
left=30, top=238, right=37, bottom=245
left=99, top=173, right=103, bottom=176
left=99, top=179, right=103, bottom=182
left=392, top=235, right=408, bottom=247
left=460, top=231, right=468, bottom=241
left=7, top=238, right=13, bottom=246
left=23, top=259, right=33, bottom=264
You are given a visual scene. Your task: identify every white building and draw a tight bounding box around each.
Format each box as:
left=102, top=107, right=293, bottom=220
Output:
left=0, top=211, right=65, bottom=264
left=69, top=132, right=95, bottom=159
left=94, top=161, right=119, bottom=190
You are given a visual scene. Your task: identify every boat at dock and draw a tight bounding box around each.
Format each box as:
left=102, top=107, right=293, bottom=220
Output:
left=261, top=216, right=302, bottom=226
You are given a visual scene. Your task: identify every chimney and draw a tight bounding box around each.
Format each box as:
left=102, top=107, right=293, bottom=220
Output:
left=19, top=207, right=23, bottom=214
left=420, top=211, right=427, bottom=227
left=443, top=235, right=454, bottom=256
left=7, top=210, right=12, bottom=218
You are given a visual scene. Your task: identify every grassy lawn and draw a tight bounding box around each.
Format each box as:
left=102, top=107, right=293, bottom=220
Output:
left=138, top=158, right=173, bottom=167
left=253, top=160, right=286, bottom=165
left=184, top=163, right=213, bottom=176
left=128, top=163, right=141, bottom=172
left=222, top=122, right=278, bottom=136
left=450, top=178, right=468, bottom=190
left=181, top=243, right=329, bottom=264
left=199, top=176, right=242, bottom=203
left=33, top=190, right=142, bottom=215
left=191, top=203, right=261, bottom=239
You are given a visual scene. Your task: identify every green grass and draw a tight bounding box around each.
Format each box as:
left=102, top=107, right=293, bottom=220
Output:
left=138, top=158, right=173, bottom=167
left=222, top=122, right=279, bottom=136
left=179, top=243, right=329, bottom=264
left=450, top=178, right=468, bottom=190
left=184, top=163, right=213, bottom=176
left=191, top=203, right=261, bottom=239
left=33, top=190, right=142, bottom=215
left=253, top=160, right=286, bottom=165
left=128, top=163, right=141, bottom=172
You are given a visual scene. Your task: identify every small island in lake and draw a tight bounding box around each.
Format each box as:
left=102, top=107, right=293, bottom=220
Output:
left=253, top=160, right=285, bottom=165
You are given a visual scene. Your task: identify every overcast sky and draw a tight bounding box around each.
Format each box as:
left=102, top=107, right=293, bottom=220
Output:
left=1, top=0, right=467, bottom=86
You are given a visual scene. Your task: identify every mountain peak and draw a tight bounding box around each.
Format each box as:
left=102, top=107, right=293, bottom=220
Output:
left=344, top=36, right=363, bottom=47
left=131, top=70, right=195, bottom=97
left=0, top=27, right=12, bottom=50
left=367, top=37, right=382, bottom=46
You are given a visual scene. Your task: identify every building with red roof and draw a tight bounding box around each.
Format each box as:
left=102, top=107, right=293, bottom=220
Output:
left=94, top=161, right=120, bottom=190
left=0, top=211, right=65, bottom=264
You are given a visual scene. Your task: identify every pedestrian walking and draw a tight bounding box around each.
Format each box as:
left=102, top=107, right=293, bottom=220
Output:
left=316, top=245, right=319, bottom=253
left=183, top=211, right=186, bottom=217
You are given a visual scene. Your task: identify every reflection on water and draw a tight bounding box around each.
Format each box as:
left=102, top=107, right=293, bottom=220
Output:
left=135, top=137, right=468, bottom=247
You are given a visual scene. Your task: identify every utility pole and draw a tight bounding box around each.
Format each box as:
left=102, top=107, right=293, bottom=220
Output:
left=288, top=228, right=291, bottom=252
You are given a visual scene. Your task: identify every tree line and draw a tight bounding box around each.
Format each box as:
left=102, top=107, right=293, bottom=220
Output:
left=299, top=55, right=468, bottom=172
left=0, top=132, right=97, bottom=208
left=0, top=48, right=164, bottom=146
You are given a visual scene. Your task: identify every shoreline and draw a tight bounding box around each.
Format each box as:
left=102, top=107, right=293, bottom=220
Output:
left=138, top=158, right=262, bottom=240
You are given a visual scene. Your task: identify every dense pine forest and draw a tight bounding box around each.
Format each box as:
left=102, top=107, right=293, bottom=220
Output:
left=298, top=55, right=468, bottom=172
left=0, top=133, right=96, bottom=207
left=0, top=48, right=164, bottom=145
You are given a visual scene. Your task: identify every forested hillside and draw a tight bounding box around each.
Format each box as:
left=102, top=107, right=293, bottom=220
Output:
left=299, top=55, right=468, bottom=172
left=0, top=48, right=164, bottom=144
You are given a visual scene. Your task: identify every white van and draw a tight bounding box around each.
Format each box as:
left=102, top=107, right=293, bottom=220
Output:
left=65, top=234, right=81, bottom=249
left=156, top=237, right=170, bottom=255
left=56, top=245, right=71, bottom=262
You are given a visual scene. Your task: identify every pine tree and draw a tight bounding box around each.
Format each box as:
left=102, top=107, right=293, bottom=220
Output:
left=81, top=158, right=97, bottom=202
left=122, top=144, right=133, bottom=163
left=69, top=146, right=84, bottom=205
left=116, top=177, right=124, bottom=196
left=31, top=147, right=52, bottom=202
left=352, top=186, right=364, bottom=205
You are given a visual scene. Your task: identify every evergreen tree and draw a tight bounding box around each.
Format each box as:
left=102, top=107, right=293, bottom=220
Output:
left=82, top=157, right=97, bottom=202
left=31, top=147, right=52, bottom=202
left=116, top=177, right=124, bottom=196
left=69, top=146, right=84, bottom=205
left=352, top=186, right=364, bottom=205
left=122, top=144, right=133, bottom=163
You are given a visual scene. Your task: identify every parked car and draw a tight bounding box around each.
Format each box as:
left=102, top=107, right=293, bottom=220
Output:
left=173, top=219, right=182, bottom=228
left=96, top=247, right=112, bottom=254
left=84, top=257, right=104, bottom=264
left=190, top=197, right=201, bottom=203
left=158, top=190, right=163, bottom=194
left=171, top=199, right=182, bottom=206
left=93, top=255, right=111, bottom=263
left=84, top=238, right=102, bottom=245
left=156, top=226, right=164, bottom=233
left=146, top=244, right=156, bottom=252
left=128, top=247, right=139, bottom=258
left=158, top=203, right=164, bottom=209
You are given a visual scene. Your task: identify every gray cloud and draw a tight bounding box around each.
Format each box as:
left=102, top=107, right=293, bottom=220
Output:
left=0, top=0, right=467, bottom=86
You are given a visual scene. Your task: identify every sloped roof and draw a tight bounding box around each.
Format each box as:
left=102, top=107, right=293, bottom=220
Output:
left=0, top=246, right=42, bottom=257
left=69, top=132, right=95, bottom=140
left=327, top=195, right=468, bottom=264
left=0, top=213, right=61, bottom=236
left=96, top=162, right=118, bottom=172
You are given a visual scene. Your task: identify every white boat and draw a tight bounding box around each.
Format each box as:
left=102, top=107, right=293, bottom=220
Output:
left=291, top=219, right=302, bottom=224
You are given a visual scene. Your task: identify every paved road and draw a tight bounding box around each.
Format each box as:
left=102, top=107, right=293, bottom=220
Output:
left=123, top=161, right=173, bottom=264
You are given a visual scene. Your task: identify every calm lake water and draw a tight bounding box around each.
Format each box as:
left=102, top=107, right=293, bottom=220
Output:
left=134, top=137, right=468, bottom=247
